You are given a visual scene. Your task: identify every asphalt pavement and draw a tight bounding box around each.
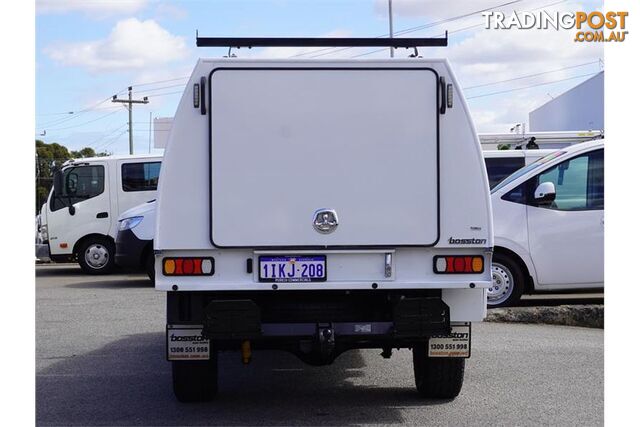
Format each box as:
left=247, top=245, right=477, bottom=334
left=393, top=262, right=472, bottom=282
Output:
left=36, top=264, right=603, bottom=426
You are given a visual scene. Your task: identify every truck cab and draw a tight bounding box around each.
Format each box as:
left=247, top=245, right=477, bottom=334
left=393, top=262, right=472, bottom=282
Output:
left=44, top=155, right=161, bottom=274
left=155, top=54, right=492, bottom=402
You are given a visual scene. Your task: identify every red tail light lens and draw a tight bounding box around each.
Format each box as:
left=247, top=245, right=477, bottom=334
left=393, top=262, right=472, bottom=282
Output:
left=163, top=257, right=215, bottom=276
left=433, top=256, right=484, bottom=274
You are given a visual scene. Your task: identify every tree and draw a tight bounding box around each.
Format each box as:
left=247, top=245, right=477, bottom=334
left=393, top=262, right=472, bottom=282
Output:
left=70, top=147, right=96, bottom=158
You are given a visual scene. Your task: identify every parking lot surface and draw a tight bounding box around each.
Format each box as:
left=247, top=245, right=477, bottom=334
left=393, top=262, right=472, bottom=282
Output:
left=37, top=264, right=603, bottom=426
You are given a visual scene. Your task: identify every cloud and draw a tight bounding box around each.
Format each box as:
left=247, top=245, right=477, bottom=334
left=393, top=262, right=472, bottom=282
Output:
left=154, top=2, right=188, bottom=20
left=44, top=18, right=189, bottom=73
left=369, top=0, right=603, bottom=132
left=374, top=0, right=604, bottom=20
left=448, top=25, right=602, bottom=87
left=37, top=0, right=148, bottom=15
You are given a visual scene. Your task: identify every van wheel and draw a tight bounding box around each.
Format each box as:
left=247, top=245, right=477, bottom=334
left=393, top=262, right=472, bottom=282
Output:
left=488, top=253, right=525, bottom=307
left=78, top=237, right=115, bottom=275
left=172, top=356, right=218, bottom=402
left=412, top=344, right=465, bottom=399
left=145, top=251, right=155, bottom=283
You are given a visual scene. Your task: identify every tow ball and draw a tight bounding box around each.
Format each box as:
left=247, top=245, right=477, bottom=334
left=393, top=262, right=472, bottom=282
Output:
left=315, top=324, right=335, bottom=362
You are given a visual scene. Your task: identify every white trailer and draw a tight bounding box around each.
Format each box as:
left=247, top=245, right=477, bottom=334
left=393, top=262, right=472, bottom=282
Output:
left=155, top=37, right=492, bottom=402
left=41, top=154, right=162, bottom=274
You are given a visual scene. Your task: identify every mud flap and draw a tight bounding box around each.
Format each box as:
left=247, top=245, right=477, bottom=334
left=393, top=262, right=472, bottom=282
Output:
left=202, top=299, right=262, bottom=339
left=392, top=297, right=450, bottom=338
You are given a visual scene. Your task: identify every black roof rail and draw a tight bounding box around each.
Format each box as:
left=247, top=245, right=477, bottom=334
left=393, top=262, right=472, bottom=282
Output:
left=195, top=32, right=448, bottom=48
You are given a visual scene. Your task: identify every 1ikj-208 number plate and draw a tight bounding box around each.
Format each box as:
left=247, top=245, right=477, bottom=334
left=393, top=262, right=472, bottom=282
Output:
left=259, top=256, right=327, bottom=283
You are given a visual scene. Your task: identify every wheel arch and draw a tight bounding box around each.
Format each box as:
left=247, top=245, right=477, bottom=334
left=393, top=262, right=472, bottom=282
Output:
left=73, top=233, right=115, bottom=257
left=493, top=245, right=536, bottom=293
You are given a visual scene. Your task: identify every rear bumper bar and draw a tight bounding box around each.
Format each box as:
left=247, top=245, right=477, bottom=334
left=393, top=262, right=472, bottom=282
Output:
left=168, top=290, right=452, bottom=344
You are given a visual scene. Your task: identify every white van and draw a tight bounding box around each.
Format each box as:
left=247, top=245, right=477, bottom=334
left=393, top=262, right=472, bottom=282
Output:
left=155, top=52, right=493, bottom=402
left=41, top=154, right=162, bottom=274
left=483, top=149, right=556, bottom=189
left=115, top=200, right=157, bottom=279
left=488, top=140, right=604, bottom=306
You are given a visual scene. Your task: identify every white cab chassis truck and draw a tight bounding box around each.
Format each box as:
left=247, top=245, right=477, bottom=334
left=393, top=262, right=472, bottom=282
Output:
left=156, top=52, right=493, bottom=402
left=44, top=154, right=162, bottom=274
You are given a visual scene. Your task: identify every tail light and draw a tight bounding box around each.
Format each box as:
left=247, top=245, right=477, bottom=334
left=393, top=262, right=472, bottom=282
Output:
left=163, top=257, right=215, bottom=276
left=433, top=256, right=484, bottom=274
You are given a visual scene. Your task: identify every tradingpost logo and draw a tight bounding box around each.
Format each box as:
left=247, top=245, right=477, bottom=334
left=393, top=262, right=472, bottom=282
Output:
left=482, top=10, right=628, bottom=42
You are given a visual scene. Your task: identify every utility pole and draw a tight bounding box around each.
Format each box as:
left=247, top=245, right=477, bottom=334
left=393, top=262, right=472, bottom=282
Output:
left=388, top=0, right=394, bottom=58
left=112, top=86, right=148, bottom=155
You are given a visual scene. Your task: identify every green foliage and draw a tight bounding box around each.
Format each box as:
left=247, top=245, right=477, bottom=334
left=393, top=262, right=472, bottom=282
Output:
left=70, top=147, right=96, bottom=158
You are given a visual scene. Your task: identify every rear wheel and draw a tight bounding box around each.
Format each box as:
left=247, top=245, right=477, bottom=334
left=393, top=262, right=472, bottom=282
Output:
left=412, top=344, right=465, bottom=399
left=172, top=355, right=218, bottom=402
left=487, top=253, right=525, bottom=307
left=77, top=237, right=115, bottom=275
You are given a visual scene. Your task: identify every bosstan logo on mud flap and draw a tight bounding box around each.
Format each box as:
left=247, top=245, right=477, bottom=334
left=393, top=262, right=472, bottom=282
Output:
left=483, top=10, right=628, bottom=42
left=170, top=334, right=208, bottom=342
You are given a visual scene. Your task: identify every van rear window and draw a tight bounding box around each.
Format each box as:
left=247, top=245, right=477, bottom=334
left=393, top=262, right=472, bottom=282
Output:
left=122, top=162, right=161, bottom=192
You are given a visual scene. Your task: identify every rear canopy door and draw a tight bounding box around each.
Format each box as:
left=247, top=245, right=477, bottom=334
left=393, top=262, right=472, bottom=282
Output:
left=210, top=67, right=440, bottom=248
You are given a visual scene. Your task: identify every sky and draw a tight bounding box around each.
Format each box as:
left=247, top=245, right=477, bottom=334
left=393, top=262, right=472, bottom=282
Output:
left=35, top=0, right=604, bottom=155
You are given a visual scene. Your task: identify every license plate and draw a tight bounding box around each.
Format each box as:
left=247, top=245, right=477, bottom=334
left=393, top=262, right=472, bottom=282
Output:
left=166, top=325, right=210, bottom=361
left=428, top=324, right=471, bottom=358
left=259, top=255, right=327, bottom=283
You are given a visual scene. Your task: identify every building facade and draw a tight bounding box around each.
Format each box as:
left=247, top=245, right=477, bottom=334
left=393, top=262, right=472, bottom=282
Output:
left=529, top=71, right=604, bottom=132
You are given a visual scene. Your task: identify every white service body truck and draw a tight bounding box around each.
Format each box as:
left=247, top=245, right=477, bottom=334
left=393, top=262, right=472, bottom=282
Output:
left=155, top=58, right=493, bottom=402
left=43, top=154, right=162, bottom=274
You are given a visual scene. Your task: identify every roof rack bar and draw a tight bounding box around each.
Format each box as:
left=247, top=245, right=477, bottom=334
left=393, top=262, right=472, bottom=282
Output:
left=195, top=34, right=448, bottom=48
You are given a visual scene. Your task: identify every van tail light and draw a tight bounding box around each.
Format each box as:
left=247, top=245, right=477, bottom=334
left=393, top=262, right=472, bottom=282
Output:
left=163, top=257, right=215, bottom=276
left=433, top=256, right=484, bottom=274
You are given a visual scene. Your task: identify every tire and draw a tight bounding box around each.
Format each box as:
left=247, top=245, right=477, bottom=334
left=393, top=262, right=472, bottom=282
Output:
left=413, top=344, right=465, bottom=399
left=145, top=250, right=155, bottom=283
left=77, top=237, right=115, bottom=275
left=487, top=253, right=525, bottom=307
left=172, top=356, right=218, bottom=402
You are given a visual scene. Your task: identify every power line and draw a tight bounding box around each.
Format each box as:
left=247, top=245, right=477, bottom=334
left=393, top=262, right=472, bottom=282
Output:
left=145, top=90, right=184, bottom=98
left=97, top=129, right=129, bottom=151
left=37, top=90, right=127, bottom=128
left=351, top=0, right=567, bottom=59
left=466, top=72, right=599, bottom=100
left=42, top=109, right=122, bottom=132
left=36, top=111, right=74, bottom=117
left=88, top=123, right=128, bottom=149
left=294, top=0, right=524, bottom=59
left=463, top=60, right=601, bottom=90
left=137, top=82, right=188, bottom=95
left=133, top=75, right=189, bottom=88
